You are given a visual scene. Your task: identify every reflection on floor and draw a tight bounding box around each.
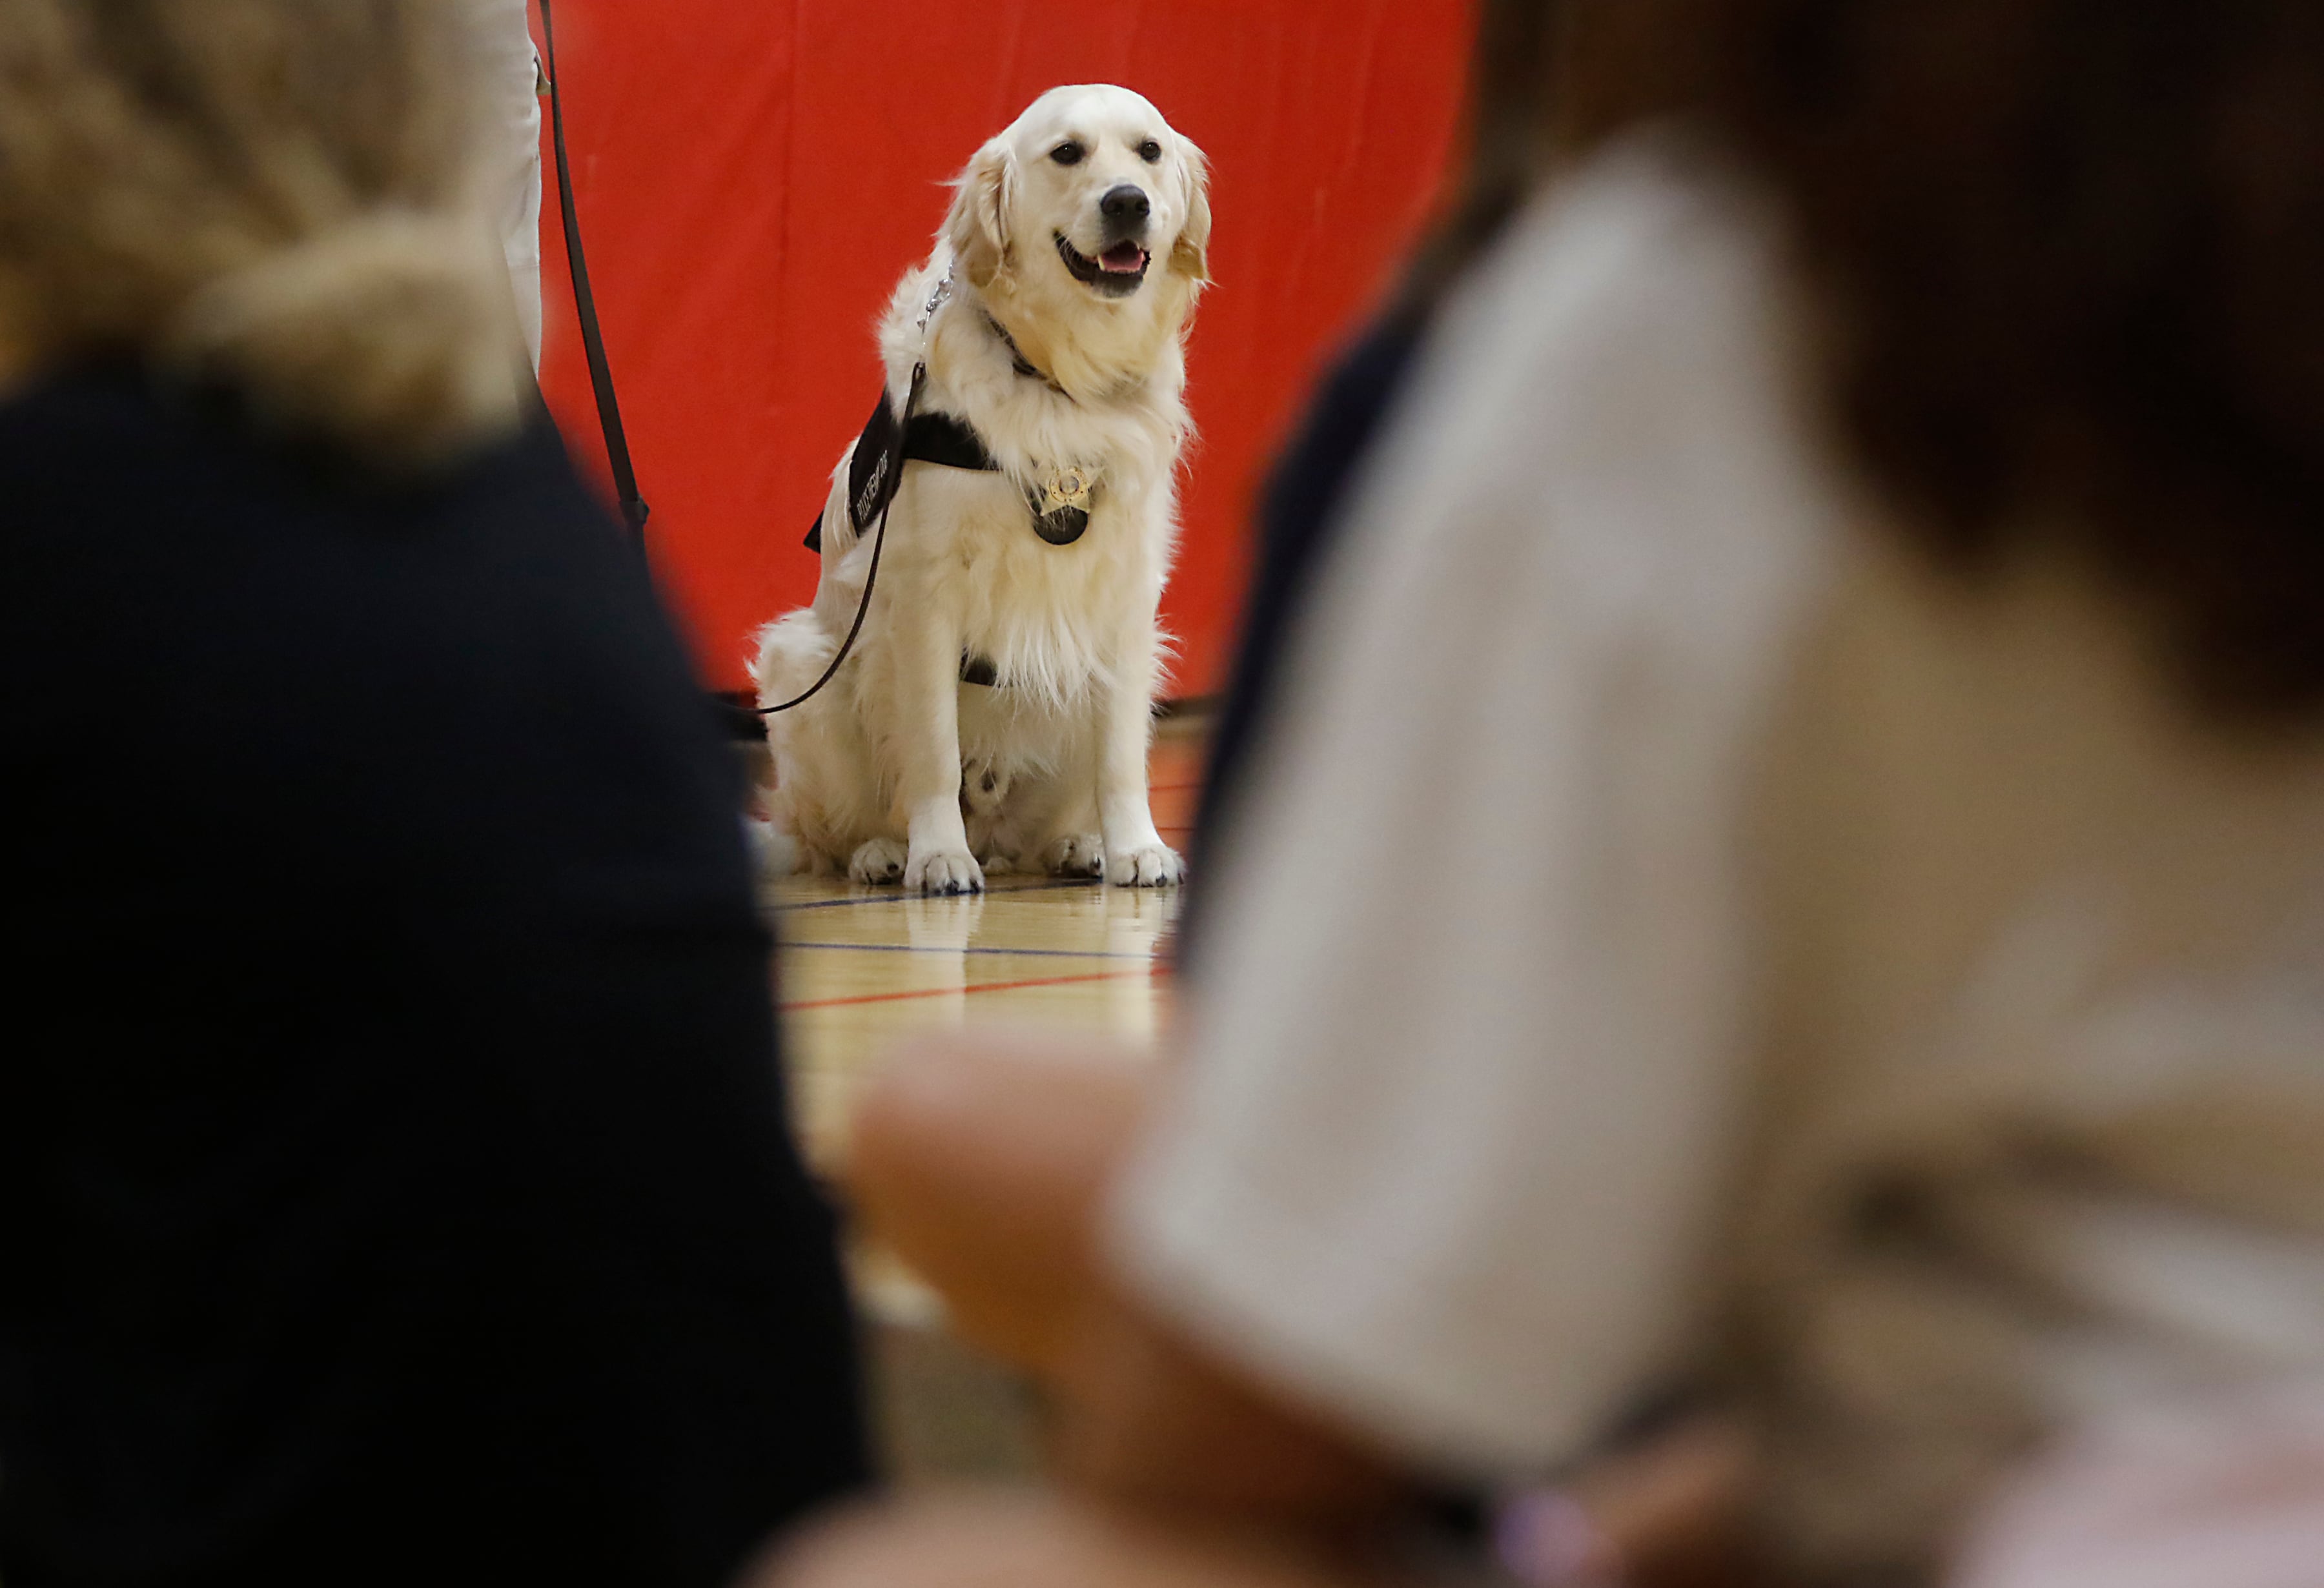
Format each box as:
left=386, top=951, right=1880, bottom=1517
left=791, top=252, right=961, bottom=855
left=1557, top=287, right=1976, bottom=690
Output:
left=759, top=722, right=1206, bottom=1480
left=768, top=724, right=1201, bottom=1170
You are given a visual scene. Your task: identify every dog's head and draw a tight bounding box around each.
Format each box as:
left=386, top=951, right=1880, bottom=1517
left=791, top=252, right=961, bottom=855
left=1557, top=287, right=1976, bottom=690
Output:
left=945, top=85, right=1210, bottom=389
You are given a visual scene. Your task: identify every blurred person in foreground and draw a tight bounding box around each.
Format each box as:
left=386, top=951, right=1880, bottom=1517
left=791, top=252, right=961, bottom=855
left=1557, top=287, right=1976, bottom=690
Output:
left=768, top=1, right=2324, bottom=1585
left=0, top=5, right=866, bottom=1585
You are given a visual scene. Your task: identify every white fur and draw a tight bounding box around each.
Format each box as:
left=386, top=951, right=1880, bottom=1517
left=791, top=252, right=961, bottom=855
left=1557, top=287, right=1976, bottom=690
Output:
left=753, top=85, right=1210, bottom=893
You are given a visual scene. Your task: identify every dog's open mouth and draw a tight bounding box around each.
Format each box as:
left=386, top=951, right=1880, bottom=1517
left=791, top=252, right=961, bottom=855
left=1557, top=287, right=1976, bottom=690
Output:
left=1055, top=233, right=1150, bottom=296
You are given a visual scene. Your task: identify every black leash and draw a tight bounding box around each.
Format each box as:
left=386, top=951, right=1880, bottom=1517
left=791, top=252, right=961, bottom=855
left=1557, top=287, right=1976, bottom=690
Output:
left=757, top=365, right=927, bottom=715
left=756, top=277, right=1096, bottom=716
left=538, top=0, right=649, bottom=536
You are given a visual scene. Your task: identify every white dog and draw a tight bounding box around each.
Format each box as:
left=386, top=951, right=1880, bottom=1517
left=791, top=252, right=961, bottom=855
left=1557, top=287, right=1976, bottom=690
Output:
left=752, top=85, right=1210, bottom=895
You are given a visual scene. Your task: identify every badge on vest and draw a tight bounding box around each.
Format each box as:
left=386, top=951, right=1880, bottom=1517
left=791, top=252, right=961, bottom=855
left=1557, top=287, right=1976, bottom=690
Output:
left=803, top=388, right=1102, bottom=555
left=1030, top=464, right=1097, bottom=545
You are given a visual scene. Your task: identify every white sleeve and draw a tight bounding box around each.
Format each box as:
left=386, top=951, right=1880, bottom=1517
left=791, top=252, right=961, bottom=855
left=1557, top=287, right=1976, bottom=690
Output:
left=1109, top=147, right=1835, bottom=1481
left=462, top=0, right=545, bottom=370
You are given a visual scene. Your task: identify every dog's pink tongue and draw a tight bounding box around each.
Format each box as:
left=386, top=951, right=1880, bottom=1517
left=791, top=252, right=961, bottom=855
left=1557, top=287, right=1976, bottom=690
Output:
left=1100, top=243, right=1147, bottom=273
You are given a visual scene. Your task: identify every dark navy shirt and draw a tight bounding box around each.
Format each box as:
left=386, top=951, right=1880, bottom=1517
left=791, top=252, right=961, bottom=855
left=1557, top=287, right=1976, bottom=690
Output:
left=1, top=371, right=868, bottom=1588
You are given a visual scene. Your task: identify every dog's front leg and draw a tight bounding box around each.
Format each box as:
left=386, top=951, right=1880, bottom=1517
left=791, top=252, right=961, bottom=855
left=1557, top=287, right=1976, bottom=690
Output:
left=1097, top=613, right=1184, bottom=888
left=895, top=609, right=984, bottom=896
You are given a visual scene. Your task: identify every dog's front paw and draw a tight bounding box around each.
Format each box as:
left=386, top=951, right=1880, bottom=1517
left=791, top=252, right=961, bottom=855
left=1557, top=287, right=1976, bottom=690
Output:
left=906, top=848, right=985, bottom=897
left=1041, top=833, right=1106, bottom=879
left=1106, top=842, right=1185, bottom=888
left=848, top=837, right=907, bottom=886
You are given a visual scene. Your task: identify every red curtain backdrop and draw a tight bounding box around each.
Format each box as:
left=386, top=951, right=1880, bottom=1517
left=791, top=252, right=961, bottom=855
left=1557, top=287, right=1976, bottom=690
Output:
left=534, top=1, right=1475, bottom=697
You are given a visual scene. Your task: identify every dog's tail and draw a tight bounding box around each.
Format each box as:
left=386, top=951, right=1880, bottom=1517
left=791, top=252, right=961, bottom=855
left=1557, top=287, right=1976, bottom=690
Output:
left=746, top=817, right=800, bottom=879
left=752, top=606, right=841, bottom=716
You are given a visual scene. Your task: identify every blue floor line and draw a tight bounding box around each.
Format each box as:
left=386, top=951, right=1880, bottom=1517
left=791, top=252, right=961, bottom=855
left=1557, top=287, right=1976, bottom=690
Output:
left=782, top=941, right=1156, bottom=961
left=768, top=878, right=1103, bottom=912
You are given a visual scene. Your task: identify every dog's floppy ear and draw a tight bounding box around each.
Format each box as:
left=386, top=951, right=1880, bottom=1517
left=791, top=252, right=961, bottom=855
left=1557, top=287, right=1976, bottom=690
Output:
left=946, top=137, right=1016, bottom=289
left=1170, top=137, right=1213, bottom=284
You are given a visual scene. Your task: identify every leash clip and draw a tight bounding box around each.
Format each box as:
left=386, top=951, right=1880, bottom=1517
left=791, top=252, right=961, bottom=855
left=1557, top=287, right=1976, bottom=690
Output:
left=917, top=269, right=955, bottom=340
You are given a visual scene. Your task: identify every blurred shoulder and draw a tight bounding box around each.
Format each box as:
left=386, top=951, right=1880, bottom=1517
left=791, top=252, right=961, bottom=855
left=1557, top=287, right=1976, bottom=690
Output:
left=0, top=364, right=617, bottom=555
left=1351, top=127, right=1842, bottom=634
left=1416, top=129, right=1803, bottom=484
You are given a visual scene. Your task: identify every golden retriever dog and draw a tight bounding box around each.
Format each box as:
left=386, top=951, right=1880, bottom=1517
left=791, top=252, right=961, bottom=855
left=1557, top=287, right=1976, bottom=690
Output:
left=752, top=85, right=1210, bottom=894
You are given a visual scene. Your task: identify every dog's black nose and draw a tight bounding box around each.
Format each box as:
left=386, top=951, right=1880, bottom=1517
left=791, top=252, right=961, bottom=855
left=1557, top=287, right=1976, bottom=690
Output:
left=1099, top=185, right=1151, bottom=226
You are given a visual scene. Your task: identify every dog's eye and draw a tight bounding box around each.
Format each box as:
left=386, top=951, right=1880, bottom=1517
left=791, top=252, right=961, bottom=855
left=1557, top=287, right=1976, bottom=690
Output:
left=1137, top=139, right=1163, bottom=163
left=1050, top=141, right=1085, bottom=166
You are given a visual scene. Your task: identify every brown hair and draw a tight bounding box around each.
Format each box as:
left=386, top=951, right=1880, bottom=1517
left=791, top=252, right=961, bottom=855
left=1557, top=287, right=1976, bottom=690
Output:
left=1399, top=1, right=1701, bottom=312
left=1706, top=0, right=2324, bottom=718
left=1397, top=1, right=1565, bottom=314
left=1423, top=0, right=2324, bottom=718
left=0, top=0, right=523, bottom=469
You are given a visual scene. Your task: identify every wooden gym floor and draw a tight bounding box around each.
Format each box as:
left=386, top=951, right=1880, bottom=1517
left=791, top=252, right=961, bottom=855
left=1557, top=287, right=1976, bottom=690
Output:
left=764, top=722, right=1204, bottom=1175
left=758, top=723, right=1207, bottom=1479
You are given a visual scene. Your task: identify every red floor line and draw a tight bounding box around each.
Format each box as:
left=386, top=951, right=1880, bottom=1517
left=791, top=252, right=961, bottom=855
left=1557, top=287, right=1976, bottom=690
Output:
left=782, top=965, right=1160, bottom=1012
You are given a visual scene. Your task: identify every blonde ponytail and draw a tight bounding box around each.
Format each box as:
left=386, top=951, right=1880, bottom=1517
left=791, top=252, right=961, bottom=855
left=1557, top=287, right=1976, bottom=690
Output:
left=0, top=0, right=525, bottom=471
left=163, top=209, right=525, bottom=471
